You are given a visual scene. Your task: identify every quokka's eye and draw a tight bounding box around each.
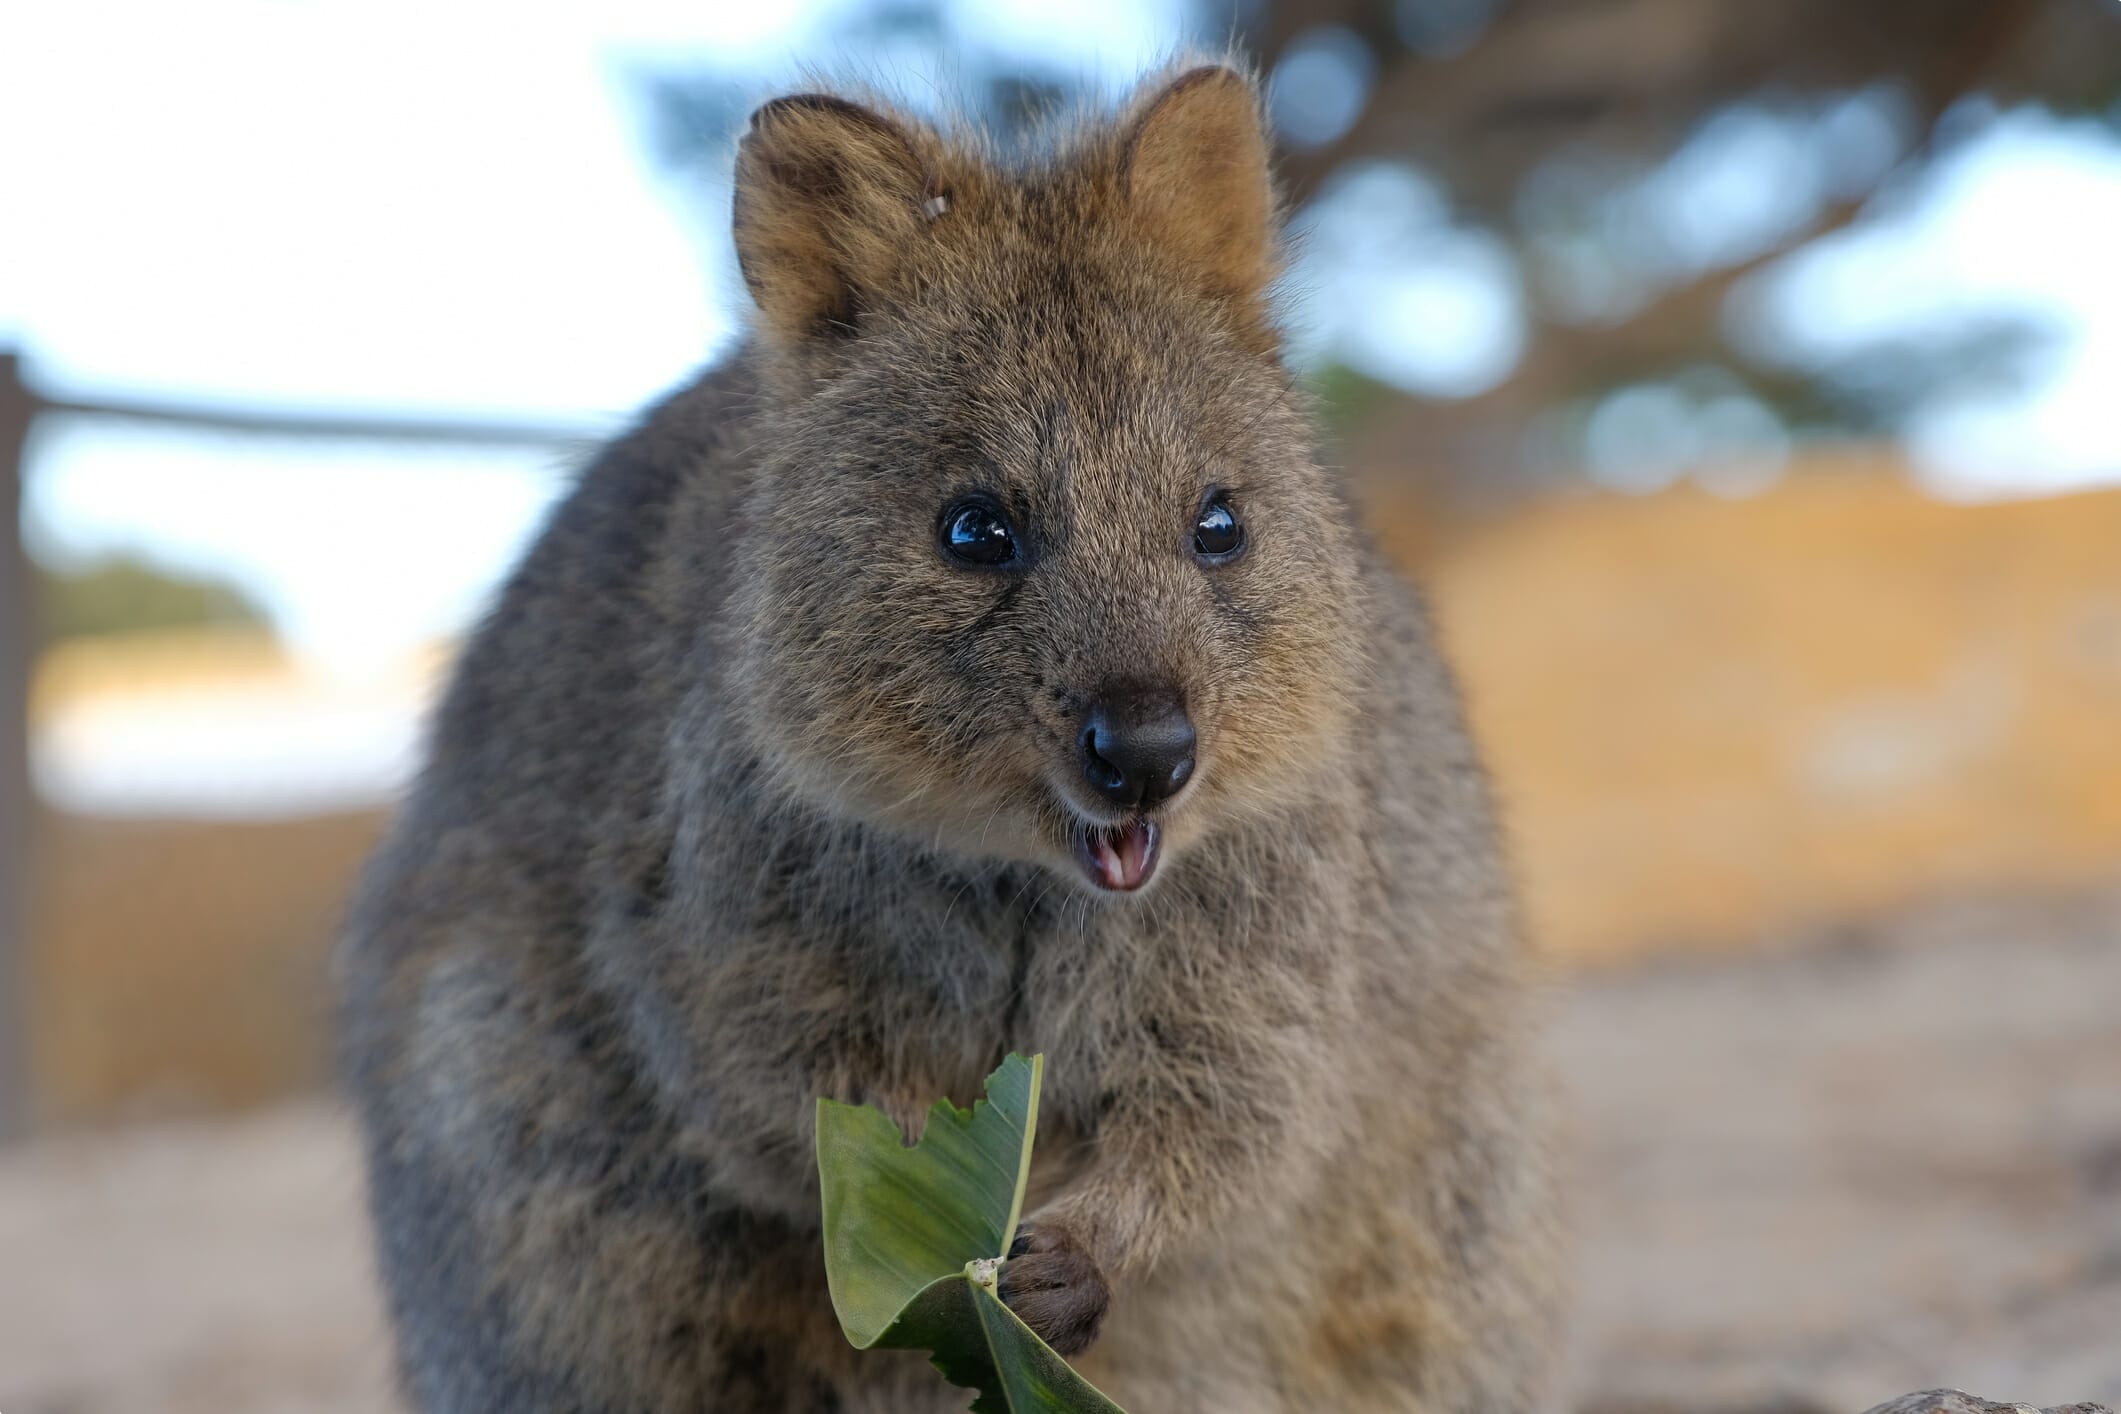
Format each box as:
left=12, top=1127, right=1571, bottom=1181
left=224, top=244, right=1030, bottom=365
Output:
left=1193, top=492, right=1245, bottom=564
left=940, top=498, right=1020, bottom=567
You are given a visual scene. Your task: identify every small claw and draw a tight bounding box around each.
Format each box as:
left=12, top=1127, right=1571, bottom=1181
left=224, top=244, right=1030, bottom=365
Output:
left=997, top=1221, right=1109, bottom=1356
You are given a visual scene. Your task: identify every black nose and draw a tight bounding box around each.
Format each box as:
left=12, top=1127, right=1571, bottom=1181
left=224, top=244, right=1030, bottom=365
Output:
left=1078, top=685, right=1196, bottom=810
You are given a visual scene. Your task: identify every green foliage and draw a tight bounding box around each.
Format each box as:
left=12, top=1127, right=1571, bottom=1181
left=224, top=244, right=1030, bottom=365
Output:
left=36, top=553, right=270, bottom=648
left=816, top=1054, right=1129, bottom=1414
left=1306, top=360, right=1399, bottom=441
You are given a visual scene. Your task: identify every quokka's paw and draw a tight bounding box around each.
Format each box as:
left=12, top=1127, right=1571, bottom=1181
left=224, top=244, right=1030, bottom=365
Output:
left=997, top=1220, right=1110, bottom=1356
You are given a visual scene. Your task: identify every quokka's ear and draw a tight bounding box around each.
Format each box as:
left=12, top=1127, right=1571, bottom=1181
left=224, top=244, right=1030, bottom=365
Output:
left=734, top=93, right=931, bottom=342
left=1120, top=66, right=1278, bottom=320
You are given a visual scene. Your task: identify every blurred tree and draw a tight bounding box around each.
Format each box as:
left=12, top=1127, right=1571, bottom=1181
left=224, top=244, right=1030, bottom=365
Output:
left=36, top=554, right=271, bottom=649
left=628, top=0, right=2121, bottom=506
left=1237, top=0, right=2121, bottom=504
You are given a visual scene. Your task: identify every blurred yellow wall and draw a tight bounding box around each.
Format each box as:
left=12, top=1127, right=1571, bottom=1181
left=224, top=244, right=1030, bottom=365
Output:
left=32, top=807, right=381, bottom=1119
left=27, top=632, right=394, bottom=1122
left=1407, top=458, right=2121, bottom=961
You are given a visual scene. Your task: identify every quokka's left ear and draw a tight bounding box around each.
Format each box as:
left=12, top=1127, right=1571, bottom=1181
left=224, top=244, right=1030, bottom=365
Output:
left=1119, top=66, right=1279, bottom=339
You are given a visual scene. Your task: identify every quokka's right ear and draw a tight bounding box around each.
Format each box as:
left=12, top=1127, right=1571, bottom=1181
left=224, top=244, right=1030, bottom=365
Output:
left=733, top=94, right=932, bottom=344
left=1119, top=66, right=1278, bottom=347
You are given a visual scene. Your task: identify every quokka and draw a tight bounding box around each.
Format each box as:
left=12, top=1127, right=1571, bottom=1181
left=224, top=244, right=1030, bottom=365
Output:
left=340, top=62, right=1564, bottom=1414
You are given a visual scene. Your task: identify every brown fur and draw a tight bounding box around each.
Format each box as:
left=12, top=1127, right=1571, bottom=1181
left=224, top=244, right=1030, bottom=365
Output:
left=339, top=62, right=1565, bottom=1413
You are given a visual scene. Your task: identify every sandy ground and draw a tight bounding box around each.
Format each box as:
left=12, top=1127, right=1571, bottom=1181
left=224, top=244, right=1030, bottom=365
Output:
left=5, top=888, right=2119, bottom=1414
left=1561, top=887, right=2121, bottom=1412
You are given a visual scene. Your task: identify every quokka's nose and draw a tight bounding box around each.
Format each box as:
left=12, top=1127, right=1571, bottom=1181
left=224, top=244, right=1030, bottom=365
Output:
left=1078, top=685, right=1196, bottom=810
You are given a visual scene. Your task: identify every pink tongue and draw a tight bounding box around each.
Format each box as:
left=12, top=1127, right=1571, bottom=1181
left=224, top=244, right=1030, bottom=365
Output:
left=1093, top=822, right=1155, bottom=890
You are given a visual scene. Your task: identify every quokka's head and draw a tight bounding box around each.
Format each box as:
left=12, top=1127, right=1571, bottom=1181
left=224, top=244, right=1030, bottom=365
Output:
left=723, top=64, right=1367, bottom=896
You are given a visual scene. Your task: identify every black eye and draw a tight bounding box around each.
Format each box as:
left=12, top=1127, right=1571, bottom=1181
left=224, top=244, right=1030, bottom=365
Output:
left=1193, top=493, right=1245, bottom=563
left=940, top=499, right=1020, bottom=567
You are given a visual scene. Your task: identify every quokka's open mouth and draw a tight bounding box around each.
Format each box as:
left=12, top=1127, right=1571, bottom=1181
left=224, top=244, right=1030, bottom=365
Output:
left=1071, top=818, right=1161, bottom=892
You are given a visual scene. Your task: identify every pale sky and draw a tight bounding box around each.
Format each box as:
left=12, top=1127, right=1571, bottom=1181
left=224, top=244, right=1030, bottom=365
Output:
left=3, top=0, right=1196, bottom=685
left=5, top=0, right=2119, bottom=695
left=1754, top=107, right=2121, bottom=501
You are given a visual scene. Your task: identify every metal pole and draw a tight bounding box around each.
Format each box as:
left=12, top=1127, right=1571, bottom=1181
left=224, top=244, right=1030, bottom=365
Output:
left=0, top=352, right=35, bottom=1142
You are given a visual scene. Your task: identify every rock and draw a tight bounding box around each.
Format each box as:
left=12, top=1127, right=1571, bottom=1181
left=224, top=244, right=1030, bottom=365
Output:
left=1861, top=1392, right=2114, bottom=1414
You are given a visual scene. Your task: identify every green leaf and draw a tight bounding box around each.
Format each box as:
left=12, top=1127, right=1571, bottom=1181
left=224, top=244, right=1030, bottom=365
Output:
left=815, top=1053, right=1129, bottom=1414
